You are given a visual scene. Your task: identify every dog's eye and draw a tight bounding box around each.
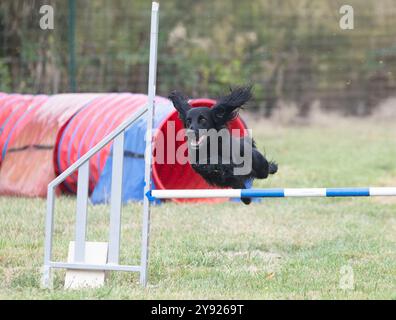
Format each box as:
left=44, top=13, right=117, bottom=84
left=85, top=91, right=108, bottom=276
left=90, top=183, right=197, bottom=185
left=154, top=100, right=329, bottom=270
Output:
left=198, top=117, right=207, bottom=125
left=186, top=119, right=191, bottom=126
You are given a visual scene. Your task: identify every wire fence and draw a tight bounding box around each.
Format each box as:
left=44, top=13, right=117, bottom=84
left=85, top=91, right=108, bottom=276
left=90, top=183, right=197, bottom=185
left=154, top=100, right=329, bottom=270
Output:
left=1, top=0, right=396, bottom=116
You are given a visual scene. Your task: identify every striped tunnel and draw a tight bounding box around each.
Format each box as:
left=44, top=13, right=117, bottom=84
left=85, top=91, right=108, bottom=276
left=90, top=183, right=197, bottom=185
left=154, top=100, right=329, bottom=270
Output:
left=149, top=187, right=396, bottom=200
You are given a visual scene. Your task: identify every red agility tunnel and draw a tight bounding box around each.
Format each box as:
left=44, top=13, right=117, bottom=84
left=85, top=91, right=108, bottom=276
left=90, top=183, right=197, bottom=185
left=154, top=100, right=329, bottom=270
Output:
left=0, top=92, right=249, bottom=203
left=152, top=98, right=249, bottom=203
left=55, top=93, right=169, bottom=194
left=0, top=93, right=99, bottom=196
left=0, top=94, right=33, bottom=164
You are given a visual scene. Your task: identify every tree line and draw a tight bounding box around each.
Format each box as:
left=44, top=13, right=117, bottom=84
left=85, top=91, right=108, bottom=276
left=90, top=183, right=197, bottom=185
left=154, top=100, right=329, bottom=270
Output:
left=1, top=0, right=395, bottom=117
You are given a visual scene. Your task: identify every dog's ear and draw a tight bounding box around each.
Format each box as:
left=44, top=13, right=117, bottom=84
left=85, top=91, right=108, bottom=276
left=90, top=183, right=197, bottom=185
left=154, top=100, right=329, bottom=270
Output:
left=211, top=85, right=252, bottom=125
left=168, top=90, right=191, bottom=123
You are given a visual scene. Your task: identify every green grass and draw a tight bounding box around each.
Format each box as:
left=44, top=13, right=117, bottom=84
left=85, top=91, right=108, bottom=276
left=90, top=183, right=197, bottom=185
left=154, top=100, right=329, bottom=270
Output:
left=0, top=118, right=395, bottom=299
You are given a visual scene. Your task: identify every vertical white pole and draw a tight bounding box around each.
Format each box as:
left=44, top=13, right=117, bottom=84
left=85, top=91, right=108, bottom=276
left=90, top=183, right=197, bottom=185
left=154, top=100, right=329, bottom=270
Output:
left=108, top=133, right=125, bottom=264
left=74, top=161, right=90, bottom=262
left=42, top=185, right=55, bottom=288
left=140, top=1, right=159, bottom=286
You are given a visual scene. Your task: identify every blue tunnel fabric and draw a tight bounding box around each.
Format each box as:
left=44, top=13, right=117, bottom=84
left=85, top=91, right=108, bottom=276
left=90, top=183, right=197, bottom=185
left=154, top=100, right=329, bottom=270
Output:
left=91, top=101, right=174, bottom=204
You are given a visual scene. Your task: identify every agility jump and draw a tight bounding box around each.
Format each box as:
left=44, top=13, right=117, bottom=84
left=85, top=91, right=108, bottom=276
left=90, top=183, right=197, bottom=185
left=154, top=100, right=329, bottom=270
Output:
left=149, top=187, right=396, bottom=200
left=42, top=2, right=396, bottom=289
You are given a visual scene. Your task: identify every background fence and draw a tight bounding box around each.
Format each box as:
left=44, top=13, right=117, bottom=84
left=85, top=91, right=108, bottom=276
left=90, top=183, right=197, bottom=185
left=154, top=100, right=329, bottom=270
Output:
left=1, top=0, right=396, bottom=117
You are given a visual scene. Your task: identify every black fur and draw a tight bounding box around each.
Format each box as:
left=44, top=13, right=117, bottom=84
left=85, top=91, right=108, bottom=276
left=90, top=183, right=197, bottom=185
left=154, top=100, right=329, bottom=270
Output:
left=168, top=86, right=277, bottom=205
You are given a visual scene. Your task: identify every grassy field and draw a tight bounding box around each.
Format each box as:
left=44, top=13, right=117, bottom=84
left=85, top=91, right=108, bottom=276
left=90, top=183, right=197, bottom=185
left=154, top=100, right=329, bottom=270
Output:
left=0, top=117, right=395, bottom=299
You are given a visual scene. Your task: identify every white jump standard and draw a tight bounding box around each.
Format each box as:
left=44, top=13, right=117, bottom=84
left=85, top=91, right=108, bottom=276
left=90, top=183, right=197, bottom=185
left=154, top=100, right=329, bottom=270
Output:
left=149, top=187, right=396, bottom=200
left=42, top=2, right=159, bottom=289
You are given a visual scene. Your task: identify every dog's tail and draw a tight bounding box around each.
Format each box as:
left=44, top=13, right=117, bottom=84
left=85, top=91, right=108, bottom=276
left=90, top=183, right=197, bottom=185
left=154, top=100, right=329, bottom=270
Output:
left=269, top=161, right=278, bottom=175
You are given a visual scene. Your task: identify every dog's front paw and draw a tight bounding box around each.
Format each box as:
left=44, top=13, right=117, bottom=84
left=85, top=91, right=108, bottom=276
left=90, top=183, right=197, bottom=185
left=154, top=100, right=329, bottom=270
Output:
left=269, top=161, right=278, bottom=174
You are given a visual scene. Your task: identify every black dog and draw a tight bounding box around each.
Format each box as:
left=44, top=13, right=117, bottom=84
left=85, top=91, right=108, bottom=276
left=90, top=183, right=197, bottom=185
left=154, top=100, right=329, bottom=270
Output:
left=168, top=86, right=277, bottom=204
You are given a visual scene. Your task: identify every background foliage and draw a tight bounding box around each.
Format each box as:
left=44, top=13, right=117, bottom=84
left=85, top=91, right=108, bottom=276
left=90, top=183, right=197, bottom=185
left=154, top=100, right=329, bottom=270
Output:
left=1, top=0, right=396, bottom=116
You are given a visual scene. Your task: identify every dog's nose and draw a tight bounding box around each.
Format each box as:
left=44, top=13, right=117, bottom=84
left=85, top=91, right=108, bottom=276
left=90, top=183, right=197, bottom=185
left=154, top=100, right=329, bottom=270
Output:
left=186, top=128, right=199, bottom=139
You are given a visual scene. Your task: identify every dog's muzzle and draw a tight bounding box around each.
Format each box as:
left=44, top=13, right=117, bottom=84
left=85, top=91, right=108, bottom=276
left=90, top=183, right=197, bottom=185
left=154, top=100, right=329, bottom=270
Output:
left=186, top=129, right=207, bottom=149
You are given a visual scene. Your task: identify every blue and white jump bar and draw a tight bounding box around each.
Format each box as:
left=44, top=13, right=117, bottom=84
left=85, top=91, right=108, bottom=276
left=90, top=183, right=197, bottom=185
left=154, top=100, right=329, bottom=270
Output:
left=149, top=187, right=396, bottom=200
